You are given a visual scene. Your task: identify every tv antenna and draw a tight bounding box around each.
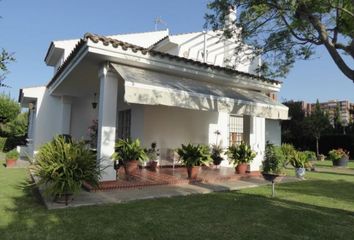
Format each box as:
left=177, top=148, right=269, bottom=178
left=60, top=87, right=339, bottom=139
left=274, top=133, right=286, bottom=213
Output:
left=154, top=16, right=167, bottom=31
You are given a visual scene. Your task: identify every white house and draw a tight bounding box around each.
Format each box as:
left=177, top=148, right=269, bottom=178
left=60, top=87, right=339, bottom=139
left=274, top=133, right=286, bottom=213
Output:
left=19, top=22, right=288, bottom=181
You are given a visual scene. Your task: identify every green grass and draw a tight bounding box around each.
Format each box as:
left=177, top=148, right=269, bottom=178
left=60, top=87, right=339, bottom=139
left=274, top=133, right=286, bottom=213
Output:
left=314, top=160, right=354, bottom=170
left=0, top=160, right=354, bottom=240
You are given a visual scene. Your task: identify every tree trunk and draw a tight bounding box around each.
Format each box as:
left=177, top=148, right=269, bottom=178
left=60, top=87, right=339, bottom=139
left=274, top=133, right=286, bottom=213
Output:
left=316, top=137, right=319, bottom=156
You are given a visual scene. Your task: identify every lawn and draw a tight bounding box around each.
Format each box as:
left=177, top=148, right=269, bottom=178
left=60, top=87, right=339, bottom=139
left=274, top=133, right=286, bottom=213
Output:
left=0, top=160, right=353, bottom=240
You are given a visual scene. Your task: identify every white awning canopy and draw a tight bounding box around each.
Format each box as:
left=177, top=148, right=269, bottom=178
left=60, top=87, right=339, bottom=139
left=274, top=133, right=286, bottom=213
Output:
left=111, top=63, right=288, bottom=120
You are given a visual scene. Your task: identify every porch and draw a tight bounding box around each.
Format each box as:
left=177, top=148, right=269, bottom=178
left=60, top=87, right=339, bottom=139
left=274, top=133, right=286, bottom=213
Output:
left=33, top=166, right=298, bottom=209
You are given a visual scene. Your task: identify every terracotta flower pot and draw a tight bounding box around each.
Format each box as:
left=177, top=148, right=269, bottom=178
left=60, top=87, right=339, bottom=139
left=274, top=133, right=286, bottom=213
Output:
left=235, top=163, right=248, bottom=174
left=124, top=160, right=139, bottom=180
left=6, top=159, right=17, bottom=168
left=187, top=166, right=200, bottom=179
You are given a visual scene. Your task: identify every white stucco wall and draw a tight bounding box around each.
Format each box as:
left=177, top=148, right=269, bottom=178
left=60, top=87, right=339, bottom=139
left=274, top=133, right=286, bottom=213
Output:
left=265, top=119, right=281, bottom=146
left=70, top=96, right=98, bottom=140
left=142, top=105, right=229, bottom=160
left=31, top=88, right=63, bottom=152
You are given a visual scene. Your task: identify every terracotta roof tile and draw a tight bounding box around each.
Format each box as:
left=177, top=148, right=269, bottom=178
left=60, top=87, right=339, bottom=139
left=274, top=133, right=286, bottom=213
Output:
left=47, top=32, right=281, bottom=88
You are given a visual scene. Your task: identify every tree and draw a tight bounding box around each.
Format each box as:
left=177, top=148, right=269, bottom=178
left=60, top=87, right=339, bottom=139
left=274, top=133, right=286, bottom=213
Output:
left=205, top=0, right=354, bottom=83
left=333, top=102, right=344, bottom=134
left=304, top=100, right=332, bottom=156
left=0, top=49, right=15, bottom=87
left=1, top=112, right=28, bottom=137
left=0, top=94, right=20, bottom=126
left=281, top=101, right=306, bottom=147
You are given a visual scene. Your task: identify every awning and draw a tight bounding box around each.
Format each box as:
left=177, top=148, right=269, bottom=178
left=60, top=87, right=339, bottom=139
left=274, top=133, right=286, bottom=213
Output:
left=111, top=63, right=288, bottom=120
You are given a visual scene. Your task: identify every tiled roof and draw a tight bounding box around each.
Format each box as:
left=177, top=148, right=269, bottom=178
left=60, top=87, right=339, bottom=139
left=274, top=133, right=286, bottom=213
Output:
left=47, top=32, right=281, bottom=88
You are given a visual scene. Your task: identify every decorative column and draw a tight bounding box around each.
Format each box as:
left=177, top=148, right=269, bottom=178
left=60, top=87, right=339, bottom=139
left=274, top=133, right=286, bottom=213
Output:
left=60, top=96, right=72, bottom=135
left=245, top=116, right=265, bottom=172
left=97, top=64, right=118, bottom=181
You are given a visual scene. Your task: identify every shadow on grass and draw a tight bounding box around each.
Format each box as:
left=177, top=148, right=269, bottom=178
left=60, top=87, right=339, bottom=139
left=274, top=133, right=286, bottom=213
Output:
left=312, top=170, right=354, bottom=177
left=1, top=177, right=354, bottom=240
left=280, top=178, right=354, bottom=204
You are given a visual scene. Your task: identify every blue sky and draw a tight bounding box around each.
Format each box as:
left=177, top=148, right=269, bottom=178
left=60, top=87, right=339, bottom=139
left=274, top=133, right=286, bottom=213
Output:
left=1, top=0, right=353, bottom=102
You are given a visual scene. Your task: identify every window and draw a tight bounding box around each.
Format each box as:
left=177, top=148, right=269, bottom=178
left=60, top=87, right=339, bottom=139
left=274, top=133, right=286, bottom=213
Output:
left=117, top=109, right=131, bottom=140
left=229, top=115, right=243, bottom=146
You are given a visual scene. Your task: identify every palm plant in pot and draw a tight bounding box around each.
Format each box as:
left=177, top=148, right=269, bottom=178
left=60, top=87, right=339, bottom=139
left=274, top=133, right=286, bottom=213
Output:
left=226, top=142, right=256, bottom=174
left=145, top=142, right=160, bottom=171
left=210, top=143, right=224, bottom=167
left=177, top=143, right=212, bottom=179
left=289, top=151, right=307, bottom=179
left=6, top=149, right=19, bottom=168
left=33, top=136, right=101, bottom=205
left=111, top=138, right=147, bottom=180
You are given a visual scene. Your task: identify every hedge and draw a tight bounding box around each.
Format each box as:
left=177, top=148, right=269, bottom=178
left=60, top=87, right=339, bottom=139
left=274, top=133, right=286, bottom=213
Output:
left=0, top=136, right=27, bottom=152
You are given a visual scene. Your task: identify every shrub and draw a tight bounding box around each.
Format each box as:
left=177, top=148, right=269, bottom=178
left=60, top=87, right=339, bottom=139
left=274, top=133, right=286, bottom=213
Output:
left=303, top=150, right=316, bottom=161
left=226, top=142, right=256, bottom=165
left=177, top=143, right=212, bottom=167
left=5, top=149, right=19, bottom=160
left=0, top=137, right=6, bottom=152
left=112, top=138, right=147, bottom=164
left=281, top=143, right=296, bottom=166
left=0, top=94, right=20, bottom=125
left=33, top=136, right=101, bottom=198
left=1, top=112, right=28, bottom=137
left=262, top=142, right=285, bottom=174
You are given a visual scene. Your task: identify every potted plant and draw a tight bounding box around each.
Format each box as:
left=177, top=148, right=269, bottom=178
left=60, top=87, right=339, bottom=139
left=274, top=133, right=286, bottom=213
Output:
left=177, top=143, right=212, bottom=179
left=210, top=143, right=224, bottom=167
left=111, top=138, right=147, bottom=180
left=262, top=142, right=285, bottom=181
left=33, top=136, right=101, bottom=205
left=145, top=142, right=160, bottom=171
left=289, top=151, right=307, bottom=179
left=6, top=149, right=19, bottom=168
left=226, top=142, right=256, bottom=174
left=328, top=148, right=349, bottom=167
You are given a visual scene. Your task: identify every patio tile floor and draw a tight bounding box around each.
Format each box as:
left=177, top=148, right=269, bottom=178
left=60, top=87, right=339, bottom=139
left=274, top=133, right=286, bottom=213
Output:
left=83, top=166, right=262, bottom=191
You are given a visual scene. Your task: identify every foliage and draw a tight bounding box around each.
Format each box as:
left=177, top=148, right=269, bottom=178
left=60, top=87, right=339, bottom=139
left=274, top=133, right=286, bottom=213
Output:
left=289, top=151, right=308, bottom=168
left=281, top=101, right=307, bottom=148
left=304, top=100, right=332, bottom=155
left=0, top=94, right=20, bottom=126
left=1, top=112, right=28, bottom=137
left=262, top=142, right=285, bottom=174
left=303, top=150, right=317, bottom=161
left=281, top=143, right=296, bottom=166
left=33, top=136, right=101, bottom=197
left=145, top=142, right=160, bottom=161
left=177, top=143, right=212, bottom=167
left=0, top=137, right=6, bottom=152
left=205, top=0, right=354, bottom=82
left=5, top=149, right=19, bottom=160
left=328, top=148, right=349, bottom=161
left=210, top=143, right=224, bottom=165
left=0, top=48, right=15, bottom=87
left=111, top=138, right=147, bottom=164
left=226, top=141, right=256, bottom=165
